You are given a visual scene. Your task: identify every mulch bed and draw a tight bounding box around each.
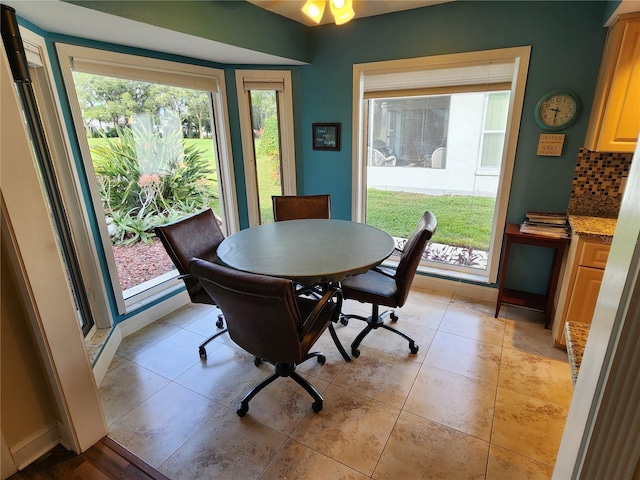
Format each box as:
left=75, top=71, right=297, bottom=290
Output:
left=112, top=238, right=176, bottom=291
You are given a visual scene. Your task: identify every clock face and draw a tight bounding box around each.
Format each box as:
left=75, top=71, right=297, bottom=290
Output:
left=535, top=92, right=580, bottom=131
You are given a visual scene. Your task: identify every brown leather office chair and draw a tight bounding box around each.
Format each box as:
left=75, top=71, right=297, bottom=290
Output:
left=272, top=194, right=331, bottom=300
left=339, top=211, right=437, bottom=357
left=272, top=194, right=331, bottom=221
left=154, top=209, right=226, bottom=358
left=189, top=258, right=343, bottom=417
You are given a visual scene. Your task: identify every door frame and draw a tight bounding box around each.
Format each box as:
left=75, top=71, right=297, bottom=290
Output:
left=236, top=70, right=296, bottom=226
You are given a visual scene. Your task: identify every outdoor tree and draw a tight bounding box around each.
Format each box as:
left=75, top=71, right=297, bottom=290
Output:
left=249, top=90, right=277, bottom=133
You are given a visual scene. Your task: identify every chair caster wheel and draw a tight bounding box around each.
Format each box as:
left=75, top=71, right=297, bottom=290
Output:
left=351, top=348, right=361, bottom=358
left=254, top=357, right=263, bottom=367
left=340, top=317, right=349, bottom=326
left=236, top=404, right=248, bottom=417
left=312, top=400, right=323, bottom=413
left=216, top=316, right=224, bottom=328
left=199, top=347, right=207, bottom=358
left=317, top=355, right=326, bottom=365
left=409, top=344, right=419, bottom=354
left=390, top=312, right=399, bottom=322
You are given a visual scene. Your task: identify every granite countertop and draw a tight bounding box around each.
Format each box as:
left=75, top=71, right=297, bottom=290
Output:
left=568, top=215, right=617, bottom=238
left=565, top=321, right=590, bottom=386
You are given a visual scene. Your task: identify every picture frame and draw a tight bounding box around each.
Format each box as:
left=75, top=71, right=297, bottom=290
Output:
left=312, top=123, right=340, bottom=151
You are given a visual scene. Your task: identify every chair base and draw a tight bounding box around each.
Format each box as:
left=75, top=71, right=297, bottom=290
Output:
left=198, top=313, right=226, bottom=358
left=340, top=305, right=419, bottom=358
left=236, top=354, right=326, bottom=417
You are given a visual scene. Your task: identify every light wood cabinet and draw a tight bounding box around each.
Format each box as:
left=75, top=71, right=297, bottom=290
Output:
left=552, top=235, right=611, bottom=347
left=585, top=12, right=640, bottom=153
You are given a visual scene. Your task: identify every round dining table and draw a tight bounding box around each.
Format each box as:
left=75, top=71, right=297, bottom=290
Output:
left=216, top=219, right=395, bottom=285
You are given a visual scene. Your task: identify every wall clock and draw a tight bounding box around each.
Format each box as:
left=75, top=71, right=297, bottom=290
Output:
left=534, top=91, right=581, bottom=131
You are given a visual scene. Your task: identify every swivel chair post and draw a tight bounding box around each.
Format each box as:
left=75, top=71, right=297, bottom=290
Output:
left=237, top=354, right=326, bottom=417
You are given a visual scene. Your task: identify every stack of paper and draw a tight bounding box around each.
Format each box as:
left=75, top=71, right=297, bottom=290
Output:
left=520, top=211, right=571, bottom=238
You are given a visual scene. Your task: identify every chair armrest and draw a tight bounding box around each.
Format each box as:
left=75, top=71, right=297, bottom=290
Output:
left=300, top=286, right=343, bottom=336
left=177, top=273, right=192, bottom=280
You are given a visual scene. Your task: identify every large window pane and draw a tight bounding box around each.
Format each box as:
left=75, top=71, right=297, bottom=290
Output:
left=366, top=90, right=510, bottom=272
left=71, top=71, right=224, bottom=297
left=248, top=90, right=282, bottom=224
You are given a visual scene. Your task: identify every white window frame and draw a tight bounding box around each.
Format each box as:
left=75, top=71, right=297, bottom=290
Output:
left=236, top=70, right=296, bottom=226
left=19, top=30, right=113, bottom=332
left=477, top=91, right=509, bottom=173
left=352, top=46, right=531, bottom=284
left=56, top=44, right=238, bottom=314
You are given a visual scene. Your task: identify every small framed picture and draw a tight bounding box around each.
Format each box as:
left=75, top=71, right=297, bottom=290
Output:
left=312, top=123, right=340, bottom=151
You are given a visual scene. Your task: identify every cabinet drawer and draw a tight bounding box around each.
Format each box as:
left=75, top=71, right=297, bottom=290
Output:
left=579, top=241, right=610, bottom=269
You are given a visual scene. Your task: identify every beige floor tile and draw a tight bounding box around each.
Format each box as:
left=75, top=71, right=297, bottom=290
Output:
left=291, top=384, right=400, bottom=476
left=98, top=359, right=170, bottom=426
left=108, top=382, right=223, bottom=467
left=116, top=320, right=181, bottom=360
left=503, top=313, right=568, bottom=362
left=499, top=347, right=573, bottom=407
left=260, top=439, right=369, bottom=480
left=182, top=308, right=230, bottom=343
left=404, top=364, right=496, bottom=441
left=439, top=303, right=506, bottom=346
left=486, top=445, right=553, bottom=480
left=450, top=295, right=497, bottom=316
left=425, top=331, right=502, bottom=384
left=492, top=388, right=568, bottom=466
left=158, top=407, right=286, bottom=479
left=393, top=289, right=451, bottom=329
left=230, top=368, right=330, bottom=435
left=106, top=353, right=127, bottom=373
left=131, top=328, right=211, bottom=380
left=295, top=328, right=350, bottom=382
left=174, top=343, right=267, bottom=405
left=161, top=303, right=213, bottom=328
left=373, top=411, right=489, bottom=479
left=332, top=346, right=421, bottom=408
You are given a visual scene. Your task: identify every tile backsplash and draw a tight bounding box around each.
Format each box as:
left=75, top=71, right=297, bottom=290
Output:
left=568, top=148, right=633, bottom=218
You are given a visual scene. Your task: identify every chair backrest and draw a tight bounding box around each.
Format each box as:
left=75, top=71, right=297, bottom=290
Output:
left=272, top=194, right=331, bottom=222
left=394, top=211, right=437, bottom=306
left=189, top=258, right=307, bottom=363
left=431, top=147, right=446, bottom=169
left=370, top=148, right=397, bottom=167
left=154, top=209, right=224, bottom=304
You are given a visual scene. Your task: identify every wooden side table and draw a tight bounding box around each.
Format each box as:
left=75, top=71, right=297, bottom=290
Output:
left=494, top=223, right=570, bottom=328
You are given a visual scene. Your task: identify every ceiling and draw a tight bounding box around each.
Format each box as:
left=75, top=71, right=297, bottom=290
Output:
left=4, top=0, right=451, bottom=65
left=246, top=0, right=452, bottom=26
left=5, top=1, right=638, bottom=64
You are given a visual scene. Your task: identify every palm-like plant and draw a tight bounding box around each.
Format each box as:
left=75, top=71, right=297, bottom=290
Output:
left=91, top=123, right=218, bottom=244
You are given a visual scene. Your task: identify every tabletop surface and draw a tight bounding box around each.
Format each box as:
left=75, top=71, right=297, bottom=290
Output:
left=216, top=219, right=395, bottom=284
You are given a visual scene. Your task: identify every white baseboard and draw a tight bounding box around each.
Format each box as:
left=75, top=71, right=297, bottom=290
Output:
left=118, top=290, right=190, bottom=338
left=412, top=272, right=498, bottom=303
left=92, top=327, right=122, bottom=388
left=9, top=422, right=59, bottom=471
left=92, top=291, right=190, bottom=386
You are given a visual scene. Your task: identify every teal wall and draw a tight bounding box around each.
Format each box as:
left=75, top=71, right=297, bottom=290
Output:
left=16, top=0, right=611, bottom=322
left=297, top=1, right=608, bottom=293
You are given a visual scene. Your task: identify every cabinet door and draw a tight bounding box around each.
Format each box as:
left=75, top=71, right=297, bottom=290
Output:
left=599, top=19, right=640, bottom=151
left=585, top=14, right=640, bottom=153
left=565, top=266, right=604, bottom=326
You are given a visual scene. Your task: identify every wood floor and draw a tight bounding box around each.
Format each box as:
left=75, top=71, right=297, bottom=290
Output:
left=8, top=437, right=170, bottom=480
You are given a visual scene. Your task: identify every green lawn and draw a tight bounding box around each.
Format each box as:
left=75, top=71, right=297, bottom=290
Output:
left=367, top=189, right=494, bottom=250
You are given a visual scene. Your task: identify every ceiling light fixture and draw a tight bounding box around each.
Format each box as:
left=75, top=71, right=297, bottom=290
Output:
left=302, top=0, right=355, bottom=25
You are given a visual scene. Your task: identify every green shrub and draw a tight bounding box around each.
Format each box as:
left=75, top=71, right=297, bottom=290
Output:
left=257, top=115, right=280, bottom=158
left=91, top=124, right=218, bottom=244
